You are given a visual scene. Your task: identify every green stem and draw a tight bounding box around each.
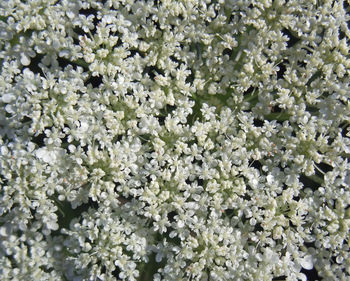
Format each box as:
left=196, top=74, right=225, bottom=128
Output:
left=138, top=255, right=158, bottom=281
left=138, top=232, right=162, bottom=281
left=0, top=16, right=7, bottom=23
left=244, top=89, right=258, bottom=103
left=71, top=58, right=90, bottom=69
left=264, top=112, right=291, bottom=122
left=308, top=174, right=323, bottom=185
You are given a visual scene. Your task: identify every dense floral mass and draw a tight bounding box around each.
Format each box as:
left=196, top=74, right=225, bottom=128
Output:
left=0, top=0, right=350, bottom=280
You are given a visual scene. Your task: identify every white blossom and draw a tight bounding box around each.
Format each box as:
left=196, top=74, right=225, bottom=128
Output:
left=1, top=0, right=350, bottom=280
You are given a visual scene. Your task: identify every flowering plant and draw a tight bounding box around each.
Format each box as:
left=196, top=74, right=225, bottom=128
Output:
left=1, top=0, right=350, bottom=280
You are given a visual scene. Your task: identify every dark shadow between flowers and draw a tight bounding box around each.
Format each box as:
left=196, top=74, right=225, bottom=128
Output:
left=142, top=65, right=164, bottom=81
left=272, top=276, right=286, bottom=280
left=300, top=174, right=320, bottom=192
left=276, top=60, right=287, bottom=80
left=31, top=132, right=46, bottom=148
left=27, top=54, right=45, bottom=76
left=52, top=197, right=98, bottom=234
left=281, top=29, right=301, bottom=48
left=84, top=74, right=103, bottom=88
left=301, top=267, right=320, bottom=281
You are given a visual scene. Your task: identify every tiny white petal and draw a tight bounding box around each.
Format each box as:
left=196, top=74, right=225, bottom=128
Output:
left=35, top=148, right=57, bottom=163
left=300, top=255, right=313, bottom=270
left=156, top=252, right=163, bottom=263
left=20, top=53, right=31, bottom=66
left=66, top=11, right=75, bottom=19
left=2, top=93, right=16, bottom=103
left=266, top=174, right=274, bottom=184
left=0, top=226, right=8, bottom=236
left=79, top=121, right=89, bottom=132
left=0, top=146, right=9, bottom=156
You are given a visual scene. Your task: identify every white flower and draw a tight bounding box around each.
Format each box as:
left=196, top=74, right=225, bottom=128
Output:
left=35, top=148, right=63, bottom=164
left=299, top=255, right=313, bottom=270
left=1, top=0, right=350, bottom=280
left=1, top=93, right=16, bottom=103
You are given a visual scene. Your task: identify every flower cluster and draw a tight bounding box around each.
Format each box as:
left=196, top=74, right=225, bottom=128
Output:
left=1, top=0, right=350, bottom=280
